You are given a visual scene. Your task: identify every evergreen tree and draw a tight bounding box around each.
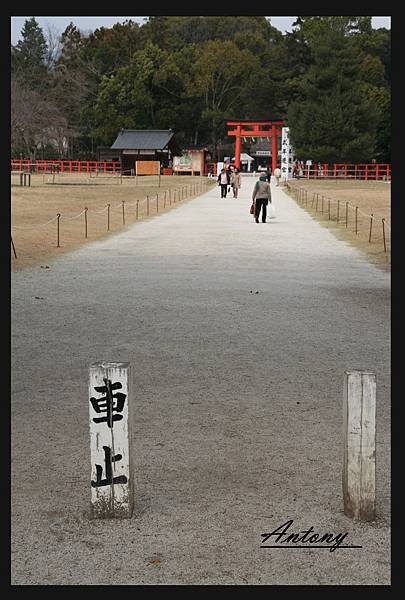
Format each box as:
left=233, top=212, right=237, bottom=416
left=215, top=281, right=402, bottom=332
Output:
left=11, top=17, right=48, bottom=90
left=287, top=17, right=379, bottom=162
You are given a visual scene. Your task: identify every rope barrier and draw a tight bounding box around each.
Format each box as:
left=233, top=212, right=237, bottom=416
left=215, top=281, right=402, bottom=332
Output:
left=60, top=209, right=87, bottom=220
left=293, top=186, right=390, bottom=228
left=12, top=215, right=59, bottom=229
left=290, top=185, right=391, bottom=253
left=12, top=181, right=209, bottom=256
left=91, top=205, right=109, bottom=215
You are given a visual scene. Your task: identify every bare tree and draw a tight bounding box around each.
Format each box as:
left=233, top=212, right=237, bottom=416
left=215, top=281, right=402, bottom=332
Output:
left=11, top=77, right=71, bottom=159
left=43, top=23, right=63, bottom=71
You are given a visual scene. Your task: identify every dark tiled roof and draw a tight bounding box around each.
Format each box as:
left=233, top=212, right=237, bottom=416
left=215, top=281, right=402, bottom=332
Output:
left=111, top=129, right=175, bottom=150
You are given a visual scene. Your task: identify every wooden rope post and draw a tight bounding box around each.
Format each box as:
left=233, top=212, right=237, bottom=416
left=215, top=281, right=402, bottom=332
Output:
left=122, top=201, right=125, bottom=225
left=343, top=370, right=376, bottom=521
left=136, top=199, right=139, bottom=220
left=89, top=361, right=133, bottom=518
left=169, top=189, right=172, bottom=205
left=107, top=204, right=110, bottom=231
left=321, top=196, right=324, bottom=214
left=147, top=195, right=149, bottom=216
left=368, top=213, right=373, bottom=242
left=315, top=193, right=319, bottom=211
left=345, top=202, right=348, bottom=227
left=57, top=213, right=61, bottom=247
left=337, top=199, right=340, bottom=223
left=11, top=236, right=17, bottom=258
left=85, top=208, right=88, bottom=238
left=382, top=219, right=387, bottom=253
left=164, top=190, right=166, bottom=208
left=328, top=199, right=330, bottom=220
left=156, top=194, right=159, bottom=213
left=355, top=206, right=358, bottom=234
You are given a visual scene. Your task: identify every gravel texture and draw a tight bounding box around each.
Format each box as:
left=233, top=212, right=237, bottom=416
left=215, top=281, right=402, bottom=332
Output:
left=11, top=176, right=390, bottom=585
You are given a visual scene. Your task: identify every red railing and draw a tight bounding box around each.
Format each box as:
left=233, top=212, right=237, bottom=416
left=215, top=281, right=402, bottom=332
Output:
left=11, top=160, right=122, bottom=173
left=11, top=160, right=391, bottom=180
left=292, top=163, right=391, bottom=180
left=332, top=164, right=391, bottom=180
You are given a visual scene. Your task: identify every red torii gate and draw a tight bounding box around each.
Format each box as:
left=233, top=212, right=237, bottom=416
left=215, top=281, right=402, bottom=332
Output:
left=227, top=120, right=286, bottom=172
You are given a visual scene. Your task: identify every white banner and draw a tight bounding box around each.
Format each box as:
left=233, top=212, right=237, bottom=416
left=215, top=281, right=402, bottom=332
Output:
left=281, top=127, right=295, bottom=180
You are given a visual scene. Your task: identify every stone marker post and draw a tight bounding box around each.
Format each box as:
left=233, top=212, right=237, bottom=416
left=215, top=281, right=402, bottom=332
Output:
left=342, top=370, right=376, bottom=521
left=89, top=361, right=133, bottom=518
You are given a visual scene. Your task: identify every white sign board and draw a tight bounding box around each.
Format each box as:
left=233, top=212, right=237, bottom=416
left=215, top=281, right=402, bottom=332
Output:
left=281, top=127, right=295, bottom=180
left=89, top=361, right=133, bottom=518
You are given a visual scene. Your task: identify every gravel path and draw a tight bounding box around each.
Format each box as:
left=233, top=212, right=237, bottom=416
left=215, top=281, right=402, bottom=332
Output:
left=11, top=176, right=390, bottom=585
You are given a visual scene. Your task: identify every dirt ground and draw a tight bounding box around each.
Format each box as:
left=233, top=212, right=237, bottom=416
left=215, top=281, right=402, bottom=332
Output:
left=11, top=173, right=217, bottom=271
left=284, top=179, right=391, bottom=271
left=11, top=179, right=390, bottom=584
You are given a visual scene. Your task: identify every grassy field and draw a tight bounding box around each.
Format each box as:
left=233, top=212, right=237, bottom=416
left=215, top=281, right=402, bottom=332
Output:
left=284, top=179, right=391, bottom=271
left=11, top=173, right=216, bottom=271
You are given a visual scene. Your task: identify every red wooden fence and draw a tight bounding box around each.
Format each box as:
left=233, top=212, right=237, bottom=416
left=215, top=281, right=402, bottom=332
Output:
left=11, top=159, right=391, bottom=180
left=11, top=160, right=121, bottom=173
left=296, top=163, right=391, bottom=180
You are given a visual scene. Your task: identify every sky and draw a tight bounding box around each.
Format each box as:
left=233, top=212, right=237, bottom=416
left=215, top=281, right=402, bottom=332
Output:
left=10, top=15, right=391, bottom=45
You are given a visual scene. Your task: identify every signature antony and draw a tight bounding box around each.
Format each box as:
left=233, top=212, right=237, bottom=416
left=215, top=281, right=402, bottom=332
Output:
left=261, top=519, right=361, bottom=552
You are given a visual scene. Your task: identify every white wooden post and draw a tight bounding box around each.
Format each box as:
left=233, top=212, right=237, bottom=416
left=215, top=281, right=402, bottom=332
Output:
left=342, top=370, right=376, bottom=521
left=89, top=361, right=133, bottom=518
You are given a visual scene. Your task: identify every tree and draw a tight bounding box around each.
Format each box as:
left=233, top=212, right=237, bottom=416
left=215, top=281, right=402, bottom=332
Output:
left=78, top=20, right=146, bottom=78
left=88, top=42, right=191, bottom=144
left=11, top=76, right=69, bottom=159
left=192, top=40, right=260, bottom=159
left=11, top=17, right=48, bottom=91
left=287, top=17, right=379, bottom=162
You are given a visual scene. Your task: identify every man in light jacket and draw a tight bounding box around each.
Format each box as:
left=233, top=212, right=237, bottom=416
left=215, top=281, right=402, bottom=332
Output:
left=252, top=174, right=272, bottom=223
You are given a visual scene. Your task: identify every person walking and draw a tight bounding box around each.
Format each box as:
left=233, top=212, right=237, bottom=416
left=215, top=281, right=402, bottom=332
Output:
left=252, top=173, right=272, bottom=223
left=265, top=166, right=272, bottom=182
left=217, top=167, right=230, bottom=198
left=230, top=167, right=242, bottom=198
left=273, top=167, right=281, bottom=186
